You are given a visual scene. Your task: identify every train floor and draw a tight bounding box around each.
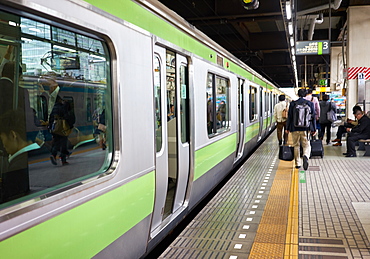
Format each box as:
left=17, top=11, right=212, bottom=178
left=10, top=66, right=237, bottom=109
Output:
left=158, top=128, right=370, bottom=259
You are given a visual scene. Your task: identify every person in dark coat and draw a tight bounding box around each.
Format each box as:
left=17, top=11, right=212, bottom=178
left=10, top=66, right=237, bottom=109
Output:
left=318, top=94, right=337, bottom=145
left=285, top=89, right=316, bottom=170
left=49, top=96, right=74, bottom=165
left=343, top=109, right=370, bottom=157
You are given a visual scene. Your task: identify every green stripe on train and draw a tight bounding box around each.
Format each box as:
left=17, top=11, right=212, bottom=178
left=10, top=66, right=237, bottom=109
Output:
left=85, top=0, right=271, bottom=87
left=245, top=122, right=259, bottom=142
left=0, top=172, right=155, bottom=258
left=194, top=133, right=237, bottom=181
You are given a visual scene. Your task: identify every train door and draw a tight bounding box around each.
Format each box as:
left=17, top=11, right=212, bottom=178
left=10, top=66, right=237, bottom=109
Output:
left=151, top=46, right=190, bottom=235
left=258, top=86, right=264, bottom=141
left=235, top=78, right=245, bottom=162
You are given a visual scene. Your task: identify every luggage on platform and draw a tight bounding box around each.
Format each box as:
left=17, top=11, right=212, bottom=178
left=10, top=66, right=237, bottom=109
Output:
left=310, top=135, right=324, bottom=158
left=279, top=145, right=294, bottom=161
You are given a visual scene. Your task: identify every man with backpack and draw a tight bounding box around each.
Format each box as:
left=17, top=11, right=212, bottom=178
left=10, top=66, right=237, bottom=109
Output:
left=285, top=89, right=316, bottom=170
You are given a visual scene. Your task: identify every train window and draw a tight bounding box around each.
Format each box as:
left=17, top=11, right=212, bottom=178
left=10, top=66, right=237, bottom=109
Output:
left=179, top=64, right=189, bottom=143
left=206, top=73, right=230, bottom=137
left=0, top=11, right=111, bottom=207
left=249, top=86, right=257, bottom=122
left=154, top=55, right=162, bottom=152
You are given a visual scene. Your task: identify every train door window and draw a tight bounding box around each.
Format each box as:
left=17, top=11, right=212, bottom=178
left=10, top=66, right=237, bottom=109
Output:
left=179, top=65, right=189, bottom=143
left=249, top=86, right=257, bottom=122
left=0, top=10, right=112, bottom=207
left=260, top=87, right=263, bottom=117
left=154, top=55, right=162, bottom=152
left=206, top=73, right=230, bottom=137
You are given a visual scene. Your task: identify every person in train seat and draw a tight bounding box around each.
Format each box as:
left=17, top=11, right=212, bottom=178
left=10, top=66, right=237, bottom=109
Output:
left=0, top=109, right=40, bottom=203
left=342, top=109, right=370, bottom=157
left=273, top=94, right=289, bottom=146
left=285, top=89, right=316, bottom=170
left=332, top=105, right=362, bottom=146
left=49, top=96, right=75, bottom=165
left=318, top=94, right=337, bottom=145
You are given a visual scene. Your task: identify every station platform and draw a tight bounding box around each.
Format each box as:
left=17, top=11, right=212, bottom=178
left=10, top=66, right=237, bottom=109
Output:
left=158, top=130, right=370, bottom=259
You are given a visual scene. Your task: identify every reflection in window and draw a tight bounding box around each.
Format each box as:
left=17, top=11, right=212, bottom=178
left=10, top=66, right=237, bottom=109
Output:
left=154, top=56, right=162, bottom=152
left=0, top=11, right=111, bottom=206
left=206, top=73, right=230, bottom=137
left=249, top=86, right=257, bottom=122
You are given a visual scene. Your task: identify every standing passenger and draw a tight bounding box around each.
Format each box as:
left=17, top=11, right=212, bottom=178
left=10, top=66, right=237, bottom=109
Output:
left=318, top=94, right=337, bottom=144
left=274, top=94, right=289, bottom=145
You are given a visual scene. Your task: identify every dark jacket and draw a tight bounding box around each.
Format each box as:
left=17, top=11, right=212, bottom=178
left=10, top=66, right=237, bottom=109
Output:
left=319, top=101, right=337, bottom=124
left=49, top=98, right=75, bottom=129
left=286, top=97, right=316, bottom=132
left=350, top=114, right=370, bottom=138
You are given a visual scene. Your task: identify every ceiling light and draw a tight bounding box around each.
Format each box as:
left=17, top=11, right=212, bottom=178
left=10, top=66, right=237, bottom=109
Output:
left=290, top=37, right=295, bottom=47
left=288, top=22, right=293, bottom=35
left=286, top=1, right=292, bottom=20
left=291, top=47, right=295, bottom=55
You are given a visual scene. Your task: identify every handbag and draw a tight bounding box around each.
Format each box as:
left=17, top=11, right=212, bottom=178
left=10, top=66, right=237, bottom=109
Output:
left=98, top=123, right=107, bottom=132
left=326, top=104, right=336, bottom=122
left=279, top=145, right=294, bottom=161
left=51, top=117, right=72, bottom=136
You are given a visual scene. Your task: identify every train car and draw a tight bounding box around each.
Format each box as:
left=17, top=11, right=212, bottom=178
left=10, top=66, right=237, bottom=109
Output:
left=0, top=0, right=289, bottom=258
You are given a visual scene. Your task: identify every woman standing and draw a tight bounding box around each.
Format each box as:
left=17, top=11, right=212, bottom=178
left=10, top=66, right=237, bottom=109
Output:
left=319, top=94, right=337, bottom=145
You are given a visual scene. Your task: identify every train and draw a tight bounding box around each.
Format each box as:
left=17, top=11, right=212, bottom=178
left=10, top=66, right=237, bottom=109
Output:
left=0, top=0, right=290, bottom=258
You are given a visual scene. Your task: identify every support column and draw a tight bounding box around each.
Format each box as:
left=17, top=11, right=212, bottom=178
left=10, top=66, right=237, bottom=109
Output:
left=346, top=6, right=370, bottom=116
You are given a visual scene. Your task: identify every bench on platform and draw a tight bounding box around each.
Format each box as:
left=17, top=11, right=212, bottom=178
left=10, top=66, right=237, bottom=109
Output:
left=359, top=139, right=370, bottom=156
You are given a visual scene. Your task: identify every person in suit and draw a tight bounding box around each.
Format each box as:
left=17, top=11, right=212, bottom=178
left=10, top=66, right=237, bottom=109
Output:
left=343, top=109, right=370, bottom=157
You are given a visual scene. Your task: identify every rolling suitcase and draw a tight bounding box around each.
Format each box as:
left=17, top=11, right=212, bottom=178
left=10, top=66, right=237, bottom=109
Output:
left=310, top=135, right=324, bottom=158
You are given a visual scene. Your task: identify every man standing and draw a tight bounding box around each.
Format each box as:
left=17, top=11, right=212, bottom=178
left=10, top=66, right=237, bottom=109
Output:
left=286, top=89, right=316, bottom=170
left=273, top=94, right=289, bottom=145
left=343, top=109, right=370, bottom=157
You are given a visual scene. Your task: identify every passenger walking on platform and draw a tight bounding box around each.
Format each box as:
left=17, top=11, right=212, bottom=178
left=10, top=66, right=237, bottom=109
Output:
left=285, top=89, right=316, bottom=170
left=273, top=94, right=289, bottom=145
left=342, top=109, right=370, bottom=157
left=332, top=105, right=362, bottom=146
left=318, top=94, right=337, bottom=144
left=304, top=89, right=320, bottom=128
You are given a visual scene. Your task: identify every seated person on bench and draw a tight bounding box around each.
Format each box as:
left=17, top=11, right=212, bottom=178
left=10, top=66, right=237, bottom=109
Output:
left=332, top=105, right=361, bottom=146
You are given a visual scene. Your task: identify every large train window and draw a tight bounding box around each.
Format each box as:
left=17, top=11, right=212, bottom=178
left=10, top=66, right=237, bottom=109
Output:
left=249, top=86, right=257, bottom=122
left=154, top=55, right=162, bottom=152
left=206, top=73, right=230, bottom=137
left=0, top=11, right=111, bottom=207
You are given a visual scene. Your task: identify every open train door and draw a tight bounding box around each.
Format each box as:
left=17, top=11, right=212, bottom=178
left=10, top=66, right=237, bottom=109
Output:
left=151, top=45, right=190, bottom=236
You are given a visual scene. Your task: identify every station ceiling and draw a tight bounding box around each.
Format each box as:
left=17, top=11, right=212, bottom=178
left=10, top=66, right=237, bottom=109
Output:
left=158, top=0, right=369, bottom=88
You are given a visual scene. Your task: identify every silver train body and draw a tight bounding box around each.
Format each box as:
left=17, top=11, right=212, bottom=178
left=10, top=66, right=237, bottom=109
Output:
left=0, top=0, right=288, bottom=258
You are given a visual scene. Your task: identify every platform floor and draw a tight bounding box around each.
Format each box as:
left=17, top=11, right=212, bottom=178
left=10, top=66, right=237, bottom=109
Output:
left=159, top=129, right=370, bottom=259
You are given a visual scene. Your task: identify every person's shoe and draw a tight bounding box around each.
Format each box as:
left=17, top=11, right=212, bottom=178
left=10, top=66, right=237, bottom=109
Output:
left=343, top=152, right=348, bottom=155
left=62, top=161, right=69, bottom=165
left=345, top=154, right=356, bottom=157
left=333, top=142, right=342, bottom=146
left=295, top=166, right=301, bottom=169
left=50, top=155, right=57, bottom=165
left=332, top=138, right=341, bottom=142
left=303, top=155, right=309, bottom=170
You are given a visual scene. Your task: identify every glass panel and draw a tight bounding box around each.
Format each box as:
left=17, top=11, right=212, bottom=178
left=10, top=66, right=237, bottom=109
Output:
left=179, top=65, right=188, bottom=143
left=249, top=86, right=257, bottom=122
left=216, top=76, right=229, bottom=133
left=206, top=73, right=213, bottom=136
left=0, top=11, right=111, bottom=207
left=154, top=56, right=162, bottom=153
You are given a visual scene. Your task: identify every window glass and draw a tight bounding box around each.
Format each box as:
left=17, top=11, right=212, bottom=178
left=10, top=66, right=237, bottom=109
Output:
left=154, top=56, right=162, bottom=152
left=249, top=86, right=257, bottom=122
left=179, top=65, right=188, bottom=143
left=0, top=11, right=111, bottom=207
left=206, top=73, right=229, bottom=137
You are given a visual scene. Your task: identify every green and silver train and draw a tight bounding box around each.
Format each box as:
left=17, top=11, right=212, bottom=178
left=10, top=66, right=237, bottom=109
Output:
left=0, top=0, right=288, bottom=258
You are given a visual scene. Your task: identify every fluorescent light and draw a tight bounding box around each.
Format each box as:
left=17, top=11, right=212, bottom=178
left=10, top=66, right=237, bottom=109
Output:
left=286, top=1, right=292, bottom=20
left=291, top=47, right=295, bottom=55
left=288, top=22, right=293, bottom=35
left=290, top=37, right=295, bottom=47
left=292, top=55, right=296, bottom=62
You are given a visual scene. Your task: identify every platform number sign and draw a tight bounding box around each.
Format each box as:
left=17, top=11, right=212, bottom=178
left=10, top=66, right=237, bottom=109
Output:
left=296, top=40, right=330, bottom=55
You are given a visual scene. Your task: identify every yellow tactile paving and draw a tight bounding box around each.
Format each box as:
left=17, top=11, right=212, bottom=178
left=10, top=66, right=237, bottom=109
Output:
left=249, top=159, right=298, bottom=258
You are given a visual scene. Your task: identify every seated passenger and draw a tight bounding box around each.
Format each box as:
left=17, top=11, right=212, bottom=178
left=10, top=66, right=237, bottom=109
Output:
left=332, top=105, right=361, bottom=146
left=0, top=109, right=40, bottom=203
left=343, top=109, right=370, bottom=157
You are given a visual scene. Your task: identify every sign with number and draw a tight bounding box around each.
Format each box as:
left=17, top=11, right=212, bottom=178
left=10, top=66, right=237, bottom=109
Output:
left=296, top=40, right=330, bottom=55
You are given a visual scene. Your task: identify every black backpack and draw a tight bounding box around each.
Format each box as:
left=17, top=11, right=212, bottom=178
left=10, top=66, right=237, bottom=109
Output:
left=293, top=100, right=311, bottom=127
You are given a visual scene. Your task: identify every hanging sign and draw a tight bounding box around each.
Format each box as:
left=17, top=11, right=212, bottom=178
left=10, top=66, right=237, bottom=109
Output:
left=296, top=40, right=330, bottom=55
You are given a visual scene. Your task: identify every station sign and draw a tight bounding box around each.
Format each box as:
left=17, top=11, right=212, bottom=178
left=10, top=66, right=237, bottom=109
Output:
left=296, top=40, right=330, bottom=55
